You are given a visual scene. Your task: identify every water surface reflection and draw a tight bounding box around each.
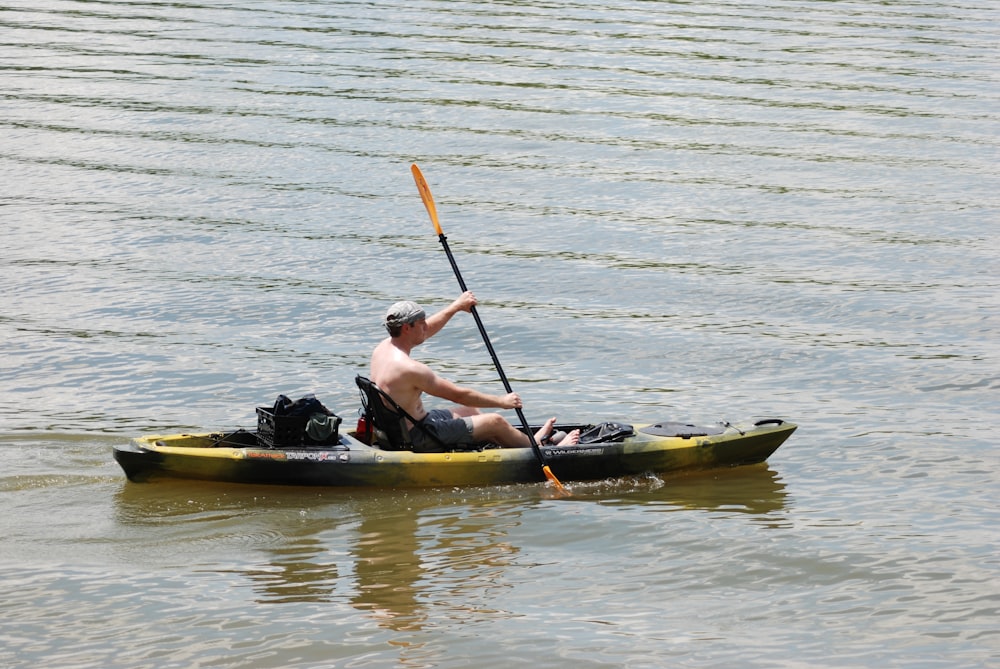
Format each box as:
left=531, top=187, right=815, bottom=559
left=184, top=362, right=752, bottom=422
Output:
left=112, top=464, right=787, bottom=629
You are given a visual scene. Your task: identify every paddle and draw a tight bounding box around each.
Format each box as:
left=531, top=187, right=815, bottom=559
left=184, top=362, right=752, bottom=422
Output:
left=410, top=163, right=566, bottom=492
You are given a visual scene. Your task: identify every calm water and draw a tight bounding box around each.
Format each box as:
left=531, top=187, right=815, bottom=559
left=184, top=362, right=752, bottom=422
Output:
left=2, top=0, right=998, bottom=667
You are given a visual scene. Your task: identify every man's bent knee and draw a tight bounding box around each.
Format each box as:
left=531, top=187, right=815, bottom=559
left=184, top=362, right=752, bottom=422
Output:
left=471, top=413, right=509, bottom=439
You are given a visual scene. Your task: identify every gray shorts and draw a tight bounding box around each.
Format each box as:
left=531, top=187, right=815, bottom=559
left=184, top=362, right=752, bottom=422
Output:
left=411, top=409, right=475, bottom=452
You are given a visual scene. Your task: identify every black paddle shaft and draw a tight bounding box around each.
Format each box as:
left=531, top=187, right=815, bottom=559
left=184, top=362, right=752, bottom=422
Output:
left=437, top=233, right=546, bottom=462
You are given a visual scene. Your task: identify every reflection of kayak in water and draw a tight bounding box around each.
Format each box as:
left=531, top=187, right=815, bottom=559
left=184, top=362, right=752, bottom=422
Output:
left=616, top=464, right=791, bottom=516
left=113, top=417, right=796, bottom=488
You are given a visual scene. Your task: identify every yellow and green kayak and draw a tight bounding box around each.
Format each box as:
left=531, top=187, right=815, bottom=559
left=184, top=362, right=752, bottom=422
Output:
left=114, top=418, right=796, bottom=488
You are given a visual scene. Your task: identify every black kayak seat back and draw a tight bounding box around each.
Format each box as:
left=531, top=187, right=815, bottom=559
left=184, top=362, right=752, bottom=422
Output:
left=355, top=375, right=445, bottom=451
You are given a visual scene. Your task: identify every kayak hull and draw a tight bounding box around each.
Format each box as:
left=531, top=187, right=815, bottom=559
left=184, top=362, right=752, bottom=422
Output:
left=114, top=419, right=796, bottom=488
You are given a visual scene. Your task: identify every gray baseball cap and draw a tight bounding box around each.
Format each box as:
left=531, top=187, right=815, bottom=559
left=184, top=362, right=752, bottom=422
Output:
left=385, top=301, right=426, bottom=329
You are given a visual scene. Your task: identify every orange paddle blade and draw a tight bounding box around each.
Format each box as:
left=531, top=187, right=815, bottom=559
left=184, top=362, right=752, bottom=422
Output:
left=542, top=465, right=567, bottom=494
left=411, top=163, right=443, bottom=235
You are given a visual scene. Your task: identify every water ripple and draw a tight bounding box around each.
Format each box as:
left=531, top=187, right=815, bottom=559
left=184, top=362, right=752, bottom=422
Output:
left=2, top=0, right=999, bottom=667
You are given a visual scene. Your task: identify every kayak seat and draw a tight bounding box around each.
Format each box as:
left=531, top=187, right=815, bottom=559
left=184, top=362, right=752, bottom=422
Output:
left=355, top=375, right=447, bottom=452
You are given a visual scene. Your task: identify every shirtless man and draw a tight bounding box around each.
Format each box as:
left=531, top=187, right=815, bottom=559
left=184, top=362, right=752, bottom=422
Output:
left=370, top=293, right=580, bottom=452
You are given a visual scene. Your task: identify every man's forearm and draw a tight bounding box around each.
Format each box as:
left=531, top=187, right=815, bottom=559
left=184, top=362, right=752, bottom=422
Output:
left=426, top=298, right=466, bottom=337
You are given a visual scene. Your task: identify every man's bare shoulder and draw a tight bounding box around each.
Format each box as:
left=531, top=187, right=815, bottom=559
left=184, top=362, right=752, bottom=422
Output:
left=372, top=340, right=432, bottom=385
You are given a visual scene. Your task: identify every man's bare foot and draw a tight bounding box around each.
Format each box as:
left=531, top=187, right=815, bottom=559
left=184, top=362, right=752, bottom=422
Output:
left=534, top=417, right=558, bottom=444
left=534, top=418, right=581, bottom=446
left=556, top=429, right=580, bottom=446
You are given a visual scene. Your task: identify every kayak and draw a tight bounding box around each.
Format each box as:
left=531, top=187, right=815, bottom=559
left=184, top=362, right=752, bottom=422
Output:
left=113, top=417, right=796, bottom=488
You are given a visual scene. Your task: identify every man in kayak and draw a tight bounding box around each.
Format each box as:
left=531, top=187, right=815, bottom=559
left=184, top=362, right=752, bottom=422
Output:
left=370, top=293, right=580, bottom=451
